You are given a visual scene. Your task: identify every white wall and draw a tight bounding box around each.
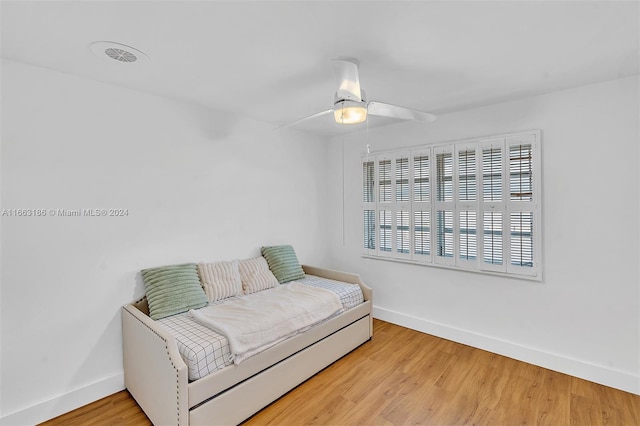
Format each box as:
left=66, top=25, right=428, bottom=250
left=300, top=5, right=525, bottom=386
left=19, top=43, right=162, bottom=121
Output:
left=1, top=58, right=637, bottom=425
left=0, top=59, right=328, bottom=424
left=326, top=76, right=640, bottom=394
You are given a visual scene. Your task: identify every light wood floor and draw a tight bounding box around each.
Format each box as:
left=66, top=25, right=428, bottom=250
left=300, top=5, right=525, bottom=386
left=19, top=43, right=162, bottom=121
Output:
left=41, top=319, right=639, bottom=426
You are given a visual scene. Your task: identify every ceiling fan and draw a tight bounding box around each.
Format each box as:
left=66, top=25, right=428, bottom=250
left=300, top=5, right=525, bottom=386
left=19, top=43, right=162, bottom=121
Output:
left=281, top=58, right=436, bottom=128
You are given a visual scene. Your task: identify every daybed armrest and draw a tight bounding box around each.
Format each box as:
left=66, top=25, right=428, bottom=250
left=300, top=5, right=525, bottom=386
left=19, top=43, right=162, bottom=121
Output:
left=122, top=303, right=189, bottom=426
left=302, top=265, right=373, bottom=338
left=302, top=264, right=372, bottom=302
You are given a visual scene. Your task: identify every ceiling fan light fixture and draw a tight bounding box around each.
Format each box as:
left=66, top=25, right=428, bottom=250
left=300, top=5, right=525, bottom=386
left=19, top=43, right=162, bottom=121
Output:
left=279, top=58, right=435, bottom=129
left=334, top=100, right=367, bottom=124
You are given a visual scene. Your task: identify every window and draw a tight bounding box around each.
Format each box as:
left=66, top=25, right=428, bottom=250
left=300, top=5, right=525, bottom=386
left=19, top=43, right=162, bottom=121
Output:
left=361, top=130, right=541, bottom=280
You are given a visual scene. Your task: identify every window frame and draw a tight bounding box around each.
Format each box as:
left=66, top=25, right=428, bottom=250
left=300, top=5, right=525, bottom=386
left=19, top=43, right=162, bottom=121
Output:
left=361, top=130, right=542, bottom=281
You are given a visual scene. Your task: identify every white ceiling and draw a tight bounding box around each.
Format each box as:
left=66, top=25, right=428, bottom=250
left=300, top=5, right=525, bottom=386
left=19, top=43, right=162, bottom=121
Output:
left=2, top=1, right=638, bottom=137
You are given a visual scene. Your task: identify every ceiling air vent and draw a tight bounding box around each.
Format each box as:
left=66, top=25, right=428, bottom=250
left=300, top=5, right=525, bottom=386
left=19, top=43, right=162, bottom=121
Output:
left=89, top=41, right=150, bottom=64
left=104, top=47, right=138, bottom=63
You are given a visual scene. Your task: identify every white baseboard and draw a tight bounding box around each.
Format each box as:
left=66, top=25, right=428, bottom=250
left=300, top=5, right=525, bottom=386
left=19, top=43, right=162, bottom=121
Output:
left=0, top=372, right=124, bottom=426
left=373, top=306, right=640, bottom=396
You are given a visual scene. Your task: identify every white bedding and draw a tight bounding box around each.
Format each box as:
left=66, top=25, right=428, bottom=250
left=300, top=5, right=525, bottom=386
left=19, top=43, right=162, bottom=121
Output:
left=189, top=281, right=342, bottom=364
left=156, top=275, right=365, bottom=380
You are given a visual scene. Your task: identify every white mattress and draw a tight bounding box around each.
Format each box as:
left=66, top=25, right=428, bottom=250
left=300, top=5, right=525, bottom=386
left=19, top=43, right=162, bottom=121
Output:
left=156, top=275, right=364, bottom=381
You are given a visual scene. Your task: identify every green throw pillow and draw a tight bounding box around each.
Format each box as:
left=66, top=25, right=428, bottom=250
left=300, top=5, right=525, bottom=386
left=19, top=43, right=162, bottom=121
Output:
left=261, top=245, right=305, bottom=284
left=141, top=263, right=208, bottom=320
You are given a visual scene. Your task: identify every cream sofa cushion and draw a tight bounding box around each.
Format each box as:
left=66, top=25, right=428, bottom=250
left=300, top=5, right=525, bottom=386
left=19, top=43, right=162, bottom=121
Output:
left=198, top=260, right=243, bottom=302
left=238, top=257, right=279, bottom=294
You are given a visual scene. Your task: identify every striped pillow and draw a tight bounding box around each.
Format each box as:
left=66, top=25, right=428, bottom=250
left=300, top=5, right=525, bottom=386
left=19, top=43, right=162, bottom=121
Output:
left=238, top=257, right=279, bottom=294
left=261, top=245, right=306, bottom=283
left=141, top=263, right=208, bottom=320
left=197, top=260, right=243, bottom=302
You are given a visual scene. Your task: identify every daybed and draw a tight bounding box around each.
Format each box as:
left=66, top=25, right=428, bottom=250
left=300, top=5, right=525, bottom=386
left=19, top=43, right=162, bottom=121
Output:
left=123, top=264, right=373, bottom=426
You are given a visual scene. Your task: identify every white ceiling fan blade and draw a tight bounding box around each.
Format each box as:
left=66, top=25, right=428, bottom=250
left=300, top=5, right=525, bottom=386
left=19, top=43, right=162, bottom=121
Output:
left=368, top=101, right=436, bottom=123
left=333, top=58, right=362, bottom=101
left=277, top=109, right=333, bottom=129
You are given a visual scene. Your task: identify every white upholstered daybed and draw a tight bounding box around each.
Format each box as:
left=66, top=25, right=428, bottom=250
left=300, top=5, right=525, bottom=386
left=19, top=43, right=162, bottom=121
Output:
left=122, top=265, right=373, bottom=425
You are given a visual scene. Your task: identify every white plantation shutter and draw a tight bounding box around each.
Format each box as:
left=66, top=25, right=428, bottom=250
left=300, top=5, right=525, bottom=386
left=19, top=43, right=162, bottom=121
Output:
left=397, top=211, right=410, bottom=254
left=510, top=212, right=534, bottom=267
left=379, top=210, right=392, bottom=252
left=396, top=157, right=409, bottom=202
left=363, top=210, right=375, bottom=251
left=414, top=210, right=431, bottom=256
left=436, top=210, right=454, bottom=260
left=369, top=152, right=413, bottom=258
left=458, top=148, right=477, bottom=202
left=378, top=155, right=392, bottom=254
left=510, top=143, right=533, bottom=202
left=459, top=211, right=477, bottom=261
left=362, top=159, right=376, bottom=253
left=413, top=153, right=430, bottom=203
left=395, top=155, right=411, bottom=258
left=363, top=160, right=375, bottom=203
left=379, top=159, right=392, bottom=203
left=362, top=130, right=541, bottom=280
left=506, top=135, right=539, bottom=276
left=436, top=150, right=454, bottom=203
left=435, top=147, right=455, bottom=265
left=479, top=139, right=507, bottom=272
left=482, top=211, right=504, bottom=266
left=457, top=145, right=478, bottom=267
left=482, top=145, right=503, bottom=202
left=412, top=149, right=432, bottom=261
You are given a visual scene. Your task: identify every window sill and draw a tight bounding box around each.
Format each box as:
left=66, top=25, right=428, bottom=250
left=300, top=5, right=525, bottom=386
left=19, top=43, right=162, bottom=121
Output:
left=361, top=254, right=543, bottom=282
